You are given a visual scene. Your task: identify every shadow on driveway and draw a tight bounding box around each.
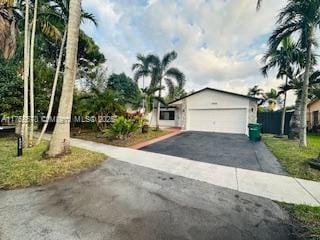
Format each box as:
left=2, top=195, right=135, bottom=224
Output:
left=141, top=131, right=287, bottom=175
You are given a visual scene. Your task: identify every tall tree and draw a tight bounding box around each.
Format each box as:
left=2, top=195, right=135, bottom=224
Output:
left=36, top=30, right=67, bottom=145
left=28, top=0, right=38, bottom=146
left=147, top=51, right=185, bottom=130
left=262, top=37, right=301, bottom=136
left=37, top=3, right=98, bottom=145
left=132, top=54, right=151, bottom=111
left=46, top=0, right=81, bottom=157
left=107, top=72, right=141, bottom=106
left=269, top=0, right=320, bottom=147
left=22, top=0, right=30, bottom=147
left=263, top=88, right=278, bottom=111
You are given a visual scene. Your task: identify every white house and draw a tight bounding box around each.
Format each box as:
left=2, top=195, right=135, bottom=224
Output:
left=149, top=88, right=258, bottom=135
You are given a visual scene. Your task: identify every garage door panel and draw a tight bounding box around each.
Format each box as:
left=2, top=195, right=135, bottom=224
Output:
left=188, top=109, right=247, bottom=134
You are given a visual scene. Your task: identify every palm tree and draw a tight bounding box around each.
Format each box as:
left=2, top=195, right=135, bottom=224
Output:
left=36, top=1, right=97, bottom=145
left=247, top=85, right=265, bottom=106
left=36, top=29, right=67, bottom=145
left=279, top=69, right=320, bottom=139
left=28, top=0, right=38, bottom=146
left=21, top=0, right=30, bottom=147
left=261, top=36, right=301, bottom=136
left=147, top=51, right=185, bottom=130
left=46, top=0, right=81, bottom=157
left=263, top=88, right=278, bottom=111
left=132, top=53, right=150, bottom=112
left=0, top=0, right=16, bottom=59
left=141, top=85, right=164, bottom=113
left=75, top=89, right=126, bottom=131
left=269, top=0, right=320, bottom=147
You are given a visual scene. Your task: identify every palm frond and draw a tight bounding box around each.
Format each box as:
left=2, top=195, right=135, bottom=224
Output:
left=40, top=20, right=62, bottom=41
left=161, top=51, right=177, bottom=69
left=165, top=67, right=186, bottom=88
left=81, top=11, right=97, bottom=26
left=133, top=69, right=145, bottom=83
left=165, top=78, right=175, bottom=100
left=132, top=63, right=143, bottom=71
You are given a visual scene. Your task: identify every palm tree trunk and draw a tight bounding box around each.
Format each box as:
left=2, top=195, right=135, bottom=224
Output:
left=156, top=78, right=161, bottom=130
left=289, top=96, right=301, bottom=140
left=46, top=0, right=81, bottom=157
left=280, top=76, right=288, bottom=136
left=36, top=29, right=67, bottom=145
left=28, top=0, right=38, bottom=147
left=21, top=0, right=30, bottom=147
left=299, top=39, right=312, bottom=147
left=142, top=75, right=145, bottom=112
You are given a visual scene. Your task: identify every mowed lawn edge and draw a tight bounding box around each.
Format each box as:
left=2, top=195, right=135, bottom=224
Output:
left=0, top=137, right=107, bottom=190
left=263, top=134, right=320, bottom=182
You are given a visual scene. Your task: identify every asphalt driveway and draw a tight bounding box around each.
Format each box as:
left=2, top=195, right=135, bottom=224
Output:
left=0, top=159, right=302, bottom=240
left=141, top=131, right=286, bottom=175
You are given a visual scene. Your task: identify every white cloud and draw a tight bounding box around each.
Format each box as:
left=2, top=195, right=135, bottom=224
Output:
left=82, top=0, right=295, bottom=105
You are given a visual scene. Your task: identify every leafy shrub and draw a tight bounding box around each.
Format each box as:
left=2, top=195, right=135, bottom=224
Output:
left=105, top=116, right=143, bottom=140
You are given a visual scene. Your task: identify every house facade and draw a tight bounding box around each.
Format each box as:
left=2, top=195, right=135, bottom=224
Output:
left=149, top=88, right=258, bottom=135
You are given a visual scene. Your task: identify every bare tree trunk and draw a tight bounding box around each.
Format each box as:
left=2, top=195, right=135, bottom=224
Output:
left=299, top=40, right=312, bottom=147
left=28, top=0, right=38, bottom=147
left=156, top=78, right=161, bottom=130
left=280, top=76, right=288, bottom=136
left=21, top=0, right=30, bottom=147
left=36, top=29, right=67, bottom=145
left=289, top=96, right=301, bottom=140
left=46, top=0, right=81, bottom=157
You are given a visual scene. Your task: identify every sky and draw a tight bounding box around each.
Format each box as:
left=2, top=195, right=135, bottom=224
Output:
left=81, top=0, right=296, bottom=105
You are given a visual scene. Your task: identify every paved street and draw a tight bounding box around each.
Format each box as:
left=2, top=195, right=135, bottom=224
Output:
left=0, top=159, right=303, bottom=240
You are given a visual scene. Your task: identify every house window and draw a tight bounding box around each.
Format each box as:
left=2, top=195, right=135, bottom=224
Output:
left=160, top=111, right=175, bottom=120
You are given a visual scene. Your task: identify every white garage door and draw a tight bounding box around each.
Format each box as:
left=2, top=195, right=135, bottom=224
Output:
left=188, top=109, right=247, bottom=134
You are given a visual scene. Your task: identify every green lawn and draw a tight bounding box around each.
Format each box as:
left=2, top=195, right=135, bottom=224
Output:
left=0, top=137, right=106, bottom=190
left=281, top=203, right=320, bottom=239
left=263, top=134, right=320, bottom=181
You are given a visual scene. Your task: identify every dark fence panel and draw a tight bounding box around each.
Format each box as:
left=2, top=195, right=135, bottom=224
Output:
left=257, top=111, right=293, bottom=135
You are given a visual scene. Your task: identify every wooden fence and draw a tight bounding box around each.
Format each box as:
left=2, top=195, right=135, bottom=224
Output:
left=257, top=111, right=293, bottom=135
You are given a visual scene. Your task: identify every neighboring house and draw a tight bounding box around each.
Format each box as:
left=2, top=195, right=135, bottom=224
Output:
left=149, top=87, right=259, bottom=135
left=307, top=99, right=320, bottom=131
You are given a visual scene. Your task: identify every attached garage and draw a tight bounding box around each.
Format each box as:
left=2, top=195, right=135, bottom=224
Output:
left=151, top=87, right=258, bottom=135
left=188, top=109, right=247, bottom=134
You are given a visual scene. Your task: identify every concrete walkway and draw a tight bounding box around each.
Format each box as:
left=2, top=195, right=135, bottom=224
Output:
left=130, top=128, right=182, bottom=149
left=40, top=134, right=320, bottom=206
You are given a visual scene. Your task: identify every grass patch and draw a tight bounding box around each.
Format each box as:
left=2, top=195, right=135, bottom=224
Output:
left=0, top=137, right=106, bottom=190
left=71, top=128, right=171, bottom=147
left=263, top=134, right=320, bottom=181
left=281, top=203, right=320, bottom=239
